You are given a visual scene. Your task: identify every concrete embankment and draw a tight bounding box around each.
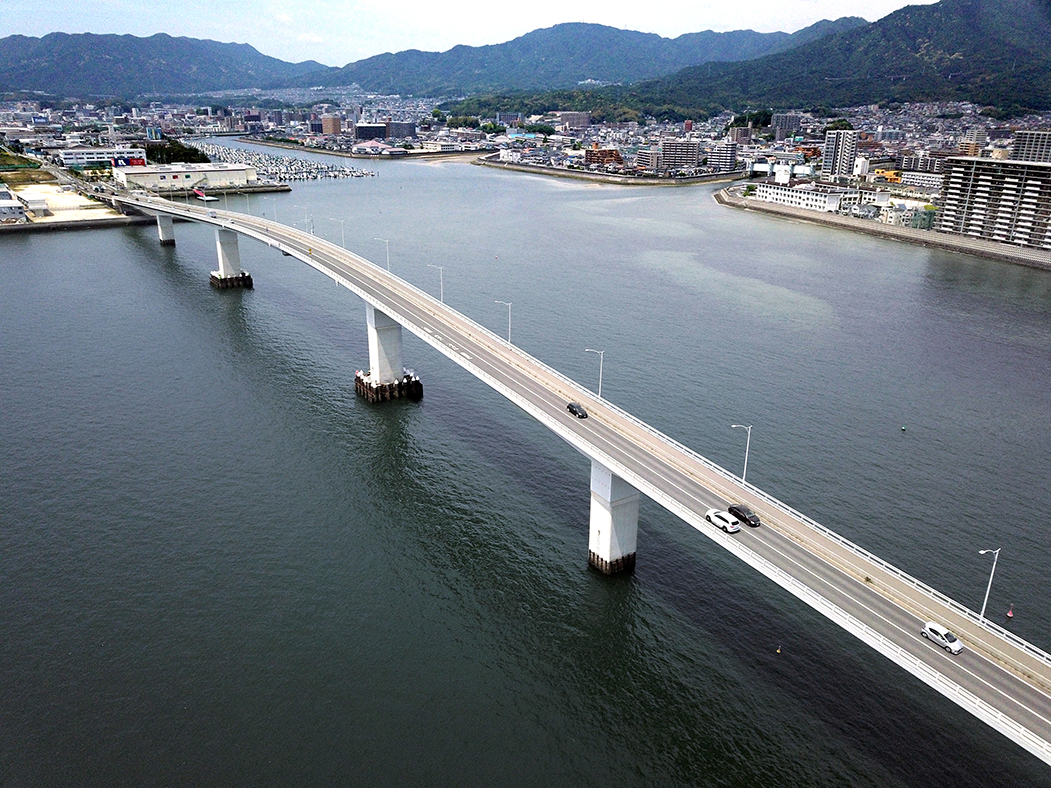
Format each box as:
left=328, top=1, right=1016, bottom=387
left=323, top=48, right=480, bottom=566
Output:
left=715, top=189, right=1051, bottom=271
left=476, top=154, right=748, bottom=187
left=0, top=215, right=156, bottom=234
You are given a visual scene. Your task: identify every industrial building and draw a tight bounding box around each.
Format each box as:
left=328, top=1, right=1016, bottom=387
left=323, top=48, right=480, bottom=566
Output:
left=113, top=162, right=257, bottom=192
left=56, top=147, right=146, bottom=168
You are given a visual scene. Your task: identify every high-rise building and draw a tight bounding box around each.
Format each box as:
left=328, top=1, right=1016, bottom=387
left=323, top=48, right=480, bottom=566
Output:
left=659, top=140, right=700, bottom=169
left=772, top=113, right=802, bottom=135
left=821, top=130, right=859, bottom=179
left=1010, top=130, right=1051, bottom=163
left=729, top=126, right=752, bottom=144
left=936, top=156, right=1051, bottom=249
left=708, top=141, right=738, bottom=172
left=958, top=127, right=989, bottom=157
left=385, top=121, right=416, bottom=139
left=321, top=115, right=342, bottom=135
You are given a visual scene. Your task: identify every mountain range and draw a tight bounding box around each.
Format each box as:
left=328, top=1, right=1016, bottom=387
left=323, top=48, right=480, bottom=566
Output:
left=0, top=32, right=325, bottom=98
left=445, top=0, right=1051, bottom=119
left=0, top=20, right=865, bottom=100
left=2, top=1, right=1050, bottom=114
left=296, top=19, right=867, bottom=95
left=630, top=0, right=1051, bottom=113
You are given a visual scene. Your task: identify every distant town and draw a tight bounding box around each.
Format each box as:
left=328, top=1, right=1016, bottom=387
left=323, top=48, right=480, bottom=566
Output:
left=2, top=90, right=1051, bottom=261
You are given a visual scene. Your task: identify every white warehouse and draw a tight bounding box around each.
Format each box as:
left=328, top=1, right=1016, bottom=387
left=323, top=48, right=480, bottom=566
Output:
left=113, top=162, right=257, bottom=192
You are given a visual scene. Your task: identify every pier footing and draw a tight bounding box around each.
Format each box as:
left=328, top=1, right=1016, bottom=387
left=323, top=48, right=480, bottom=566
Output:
left=209, top=272, right=253, bottom=289
left=588, top=551, right=636, bottom=575
left=355, top=370, right=423, bottom=403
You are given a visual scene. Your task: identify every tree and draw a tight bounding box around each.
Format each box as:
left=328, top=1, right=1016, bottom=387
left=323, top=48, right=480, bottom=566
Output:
left=822, top=119, right=854, bottom=133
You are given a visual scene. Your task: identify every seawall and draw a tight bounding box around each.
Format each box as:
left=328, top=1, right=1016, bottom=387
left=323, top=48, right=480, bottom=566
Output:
left=715, top=189, right=1051, bottom=271
left=475, top=155, right=748, bottom=187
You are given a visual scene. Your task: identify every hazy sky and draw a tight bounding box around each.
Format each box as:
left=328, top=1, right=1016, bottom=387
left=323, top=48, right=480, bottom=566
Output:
left=0, top=0, right=939, bottom=66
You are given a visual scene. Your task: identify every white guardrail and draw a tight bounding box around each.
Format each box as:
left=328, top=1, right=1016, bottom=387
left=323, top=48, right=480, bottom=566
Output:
left=124, top=198, right=1051, bottom=682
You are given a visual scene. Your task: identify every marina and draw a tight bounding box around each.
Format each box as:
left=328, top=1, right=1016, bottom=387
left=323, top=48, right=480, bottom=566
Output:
left=186, top=141, right=378, bottom=182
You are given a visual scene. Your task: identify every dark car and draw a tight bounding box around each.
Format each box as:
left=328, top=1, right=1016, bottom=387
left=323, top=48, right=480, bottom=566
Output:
left=567, top=402, right=588, bottom=419
left=727, top=503, right=761, bottom=527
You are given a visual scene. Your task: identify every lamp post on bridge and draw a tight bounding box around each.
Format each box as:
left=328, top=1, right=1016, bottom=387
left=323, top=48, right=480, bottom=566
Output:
left=263, top=196, right=278, bottom=223
left=375, top=237, right=390, bottom=270
left=979, top=547, right=1001, bottom=621
left=330, top=218, right=346, bottom=248
left=428, top=264, right=444, bottom=302
left=295, top=204, right=313, bottom=234
left=731, top=424, right=752, bottom=482
left=495, top=300, right=512, bottom=343
left=585, top=348, right=604, bottom=398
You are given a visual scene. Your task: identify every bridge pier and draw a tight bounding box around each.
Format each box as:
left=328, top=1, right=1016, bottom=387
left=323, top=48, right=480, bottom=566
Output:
left=355, top=303, right=422, bottom=402
left=156, top=215, right=175, bottom=246
left=588, top=461, right=639, bottom=574
left=210, top=227, right=253, bottom=289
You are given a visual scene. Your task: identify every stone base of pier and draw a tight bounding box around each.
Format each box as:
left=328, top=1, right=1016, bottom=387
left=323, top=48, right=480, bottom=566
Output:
left=588, top=550, right=636, bottom=575
left=355, top=370, right=423, bottom=403
left=209, top=271, right=253, bottom=289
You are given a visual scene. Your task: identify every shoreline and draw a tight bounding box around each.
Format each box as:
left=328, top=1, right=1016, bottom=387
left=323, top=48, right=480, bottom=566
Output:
left=715, top=188, right=1051, bottom=271
left=474, top=154, right=748, bottom=186
left=238, top=137, right=489, bottom=162
left=0, top=214, right=156, bottom=234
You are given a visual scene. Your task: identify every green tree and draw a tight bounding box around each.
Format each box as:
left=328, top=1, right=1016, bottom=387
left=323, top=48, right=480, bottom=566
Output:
left=822, top=119, right=854, bottom=133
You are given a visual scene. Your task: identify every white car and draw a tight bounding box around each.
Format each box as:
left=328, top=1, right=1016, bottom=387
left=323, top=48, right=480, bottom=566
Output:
left=705, top=508, right=741, bottom=533
left=921, top=622, right=963, bottom=654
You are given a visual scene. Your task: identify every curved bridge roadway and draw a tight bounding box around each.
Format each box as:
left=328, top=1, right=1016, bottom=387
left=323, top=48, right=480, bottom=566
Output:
left=117, top=194, right=1051, bottom=767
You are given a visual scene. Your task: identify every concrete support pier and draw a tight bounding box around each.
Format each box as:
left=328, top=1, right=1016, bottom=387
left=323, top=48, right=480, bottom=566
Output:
left=366, top=304, right=404, bottom=384
left=209, top=227, right=252, bottom=289
left=355, top=304, right=422, bottom=403
left=588, top=461, right=640, bottom=574
left=157, top=215, right=175, bottom=246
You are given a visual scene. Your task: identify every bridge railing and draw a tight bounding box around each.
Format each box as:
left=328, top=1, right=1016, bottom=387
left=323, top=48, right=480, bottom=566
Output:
left=127, top=198, right=1051, bottom=671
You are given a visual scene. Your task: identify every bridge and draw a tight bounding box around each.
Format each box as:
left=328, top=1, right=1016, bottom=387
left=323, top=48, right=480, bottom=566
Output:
left=116, top=193, right=1051, bottom=767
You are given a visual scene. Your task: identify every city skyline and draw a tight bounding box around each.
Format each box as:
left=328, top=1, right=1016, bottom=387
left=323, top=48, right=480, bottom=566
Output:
left=2, top=0, right=939, bottom=69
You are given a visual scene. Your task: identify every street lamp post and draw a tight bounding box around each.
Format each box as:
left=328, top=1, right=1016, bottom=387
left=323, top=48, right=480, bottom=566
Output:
left=495, top=300, right=512, bottom=343
left=731, top=424, right=752, bottom=482
left=979, top=547, right=1001, bottom=620
left=295, top=205, right=313, bottom=233
left=428, top=264, right=444, bottom=302
left=330, top=218, right=346, bottom=248
left=585, top=348, right=604, bottom=398
left=374, top=238, right=390, bottom=270
left=263, top=196, right=278, bottom=223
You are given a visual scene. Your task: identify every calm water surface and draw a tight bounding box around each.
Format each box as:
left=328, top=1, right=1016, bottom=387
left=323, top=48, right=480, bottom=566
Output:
left=2, top=145, right=1051, bottom=786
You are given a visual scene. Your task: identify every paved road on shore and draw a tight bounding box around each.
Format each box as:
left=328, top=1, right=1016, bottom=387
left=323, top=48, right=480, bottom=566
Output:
left=117, top=195, right=1051, bottom=767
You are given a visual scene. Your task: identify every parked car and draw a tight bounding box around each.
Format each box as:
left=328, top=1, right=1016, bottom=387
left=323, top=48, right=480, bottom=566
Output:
left=567, top=402, right=588, bottom=419
left=705, top=508, right=741, bottom=533
left=921, top=622, right=963, bottom=654
left=727, top=503, right=761, bottom=527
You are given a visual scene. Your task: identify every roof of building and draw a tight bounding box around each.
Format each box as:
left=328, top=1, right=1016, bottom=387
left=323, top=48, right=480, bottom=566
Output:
left=114, top=162, right=253, bottom=174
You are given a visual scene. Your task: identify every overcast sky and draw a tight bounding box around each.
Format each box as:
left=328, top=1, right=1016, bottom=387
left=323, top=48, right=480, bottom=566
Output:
left=0, top=0, right=939, bottom=66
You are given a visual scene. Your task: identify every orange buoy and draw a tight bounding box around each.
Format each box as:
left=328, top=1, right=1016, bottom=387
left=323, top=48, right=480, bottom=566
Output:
left=1007, top=604, right=1014, bottom=619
